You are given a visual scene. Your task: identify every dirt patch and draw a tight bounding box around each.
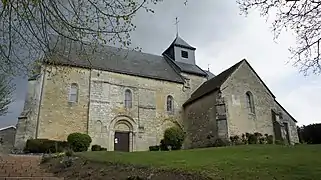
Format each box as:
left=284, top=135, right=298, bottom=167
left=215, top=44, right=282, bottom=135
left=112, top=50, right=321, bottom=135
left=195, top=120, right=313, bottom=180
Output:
left=41, top=156, right=211, bottom=180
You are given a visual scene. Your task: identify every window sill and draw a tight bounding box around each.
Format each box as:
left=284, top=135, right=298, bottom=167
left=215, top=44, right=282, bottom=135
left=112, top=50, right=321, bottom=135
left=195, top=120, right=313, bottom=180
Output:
left=68, top=102, right=78, bottom=106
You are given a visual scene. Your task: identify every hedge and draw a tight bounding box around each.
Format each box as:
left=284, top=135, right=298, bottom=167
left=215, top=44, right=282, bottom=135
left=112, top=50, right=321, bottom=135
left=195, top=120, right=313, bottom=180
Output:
left=24, top=139, right=69, bottom=153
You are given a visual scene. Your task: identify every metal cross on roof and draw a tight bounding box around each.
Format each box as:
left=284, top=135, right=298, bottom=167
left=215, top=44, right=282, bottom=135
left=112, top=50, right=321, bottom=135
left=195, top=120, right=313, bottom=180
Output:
left=175, top=17, right=180, bottom=37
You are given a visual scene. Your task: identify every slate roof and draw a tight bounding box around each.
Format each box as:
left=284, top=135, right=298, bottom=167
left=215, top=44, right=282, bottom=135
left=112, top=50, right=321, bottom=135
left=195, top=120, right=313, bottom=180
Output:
left=45, top=37, right=185, bottom=84
left=170, top=36, right=196, bottom=50
left=204, top=70, right=215, bottom=79
left=173, top=61, right=207, bottom=76
left=183, top=60, right=243, bottom=106
left=184, top=59, right=279, bottom=107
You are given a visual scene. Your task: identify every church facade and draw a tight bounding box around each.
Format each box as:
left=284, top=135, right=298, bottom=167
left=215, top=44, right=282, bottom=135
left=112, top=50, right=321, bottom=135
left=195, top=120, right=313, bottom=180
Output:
left=14, top=35, right=299, bottom=151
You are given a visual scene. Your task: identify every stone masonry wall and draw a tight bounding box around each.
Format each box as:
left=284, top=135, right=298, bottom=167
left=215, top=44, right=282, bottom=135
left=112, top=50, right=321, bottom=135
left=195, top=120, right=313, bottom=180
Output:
left=16, top=64, right=207, bottom=151
left=37, top=65, right=90, bottom=141
left=181, top=73, right=207, bottom=99
left=88, top=69, right=187, bottom=151
left=274, top=102, right=300, bottom=144
left=183, top=91, right=219, bottom=149
left=14, top=73, right=44, bottom=150
left=221, top=62, right=275, bottom=137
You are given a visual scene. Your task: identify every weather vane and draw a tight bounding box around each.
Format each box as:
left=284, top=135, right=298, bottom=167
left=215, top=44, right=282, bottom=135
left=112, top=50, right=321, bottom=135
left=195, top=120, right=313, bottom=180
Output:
left=174, top=17, right=180, bottom=37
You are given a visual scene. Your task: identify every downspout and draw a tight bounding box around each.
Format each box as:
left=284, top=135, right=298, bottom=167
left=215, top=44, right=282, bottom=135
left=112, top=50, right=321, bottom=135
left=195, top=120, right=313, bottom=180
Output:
left=137, top=93, right=140, bottom=127
left=87, top=70, right=92, bottom=134
left=35, top=64, right=47, bottom=139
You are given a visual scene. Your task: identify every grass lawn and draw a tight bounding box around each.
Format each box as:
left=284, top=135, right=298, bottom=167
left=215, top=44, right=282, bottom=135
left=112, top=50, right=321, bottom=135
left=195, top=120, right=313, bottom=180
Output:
left=78, top=145, right=321, bottom=180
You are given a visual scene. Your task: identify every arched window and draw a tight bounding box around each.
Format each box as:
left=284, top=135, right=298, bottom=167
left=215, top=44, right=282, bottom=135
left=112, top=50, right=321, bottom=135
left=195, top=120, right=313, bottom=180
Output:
left=69, top=83, right=78, bottom=102
left=125, top=89, right=132, bottom=108
left=246, top=91, right=255, bottom=114
left=167, top=95, right=174, bottom=113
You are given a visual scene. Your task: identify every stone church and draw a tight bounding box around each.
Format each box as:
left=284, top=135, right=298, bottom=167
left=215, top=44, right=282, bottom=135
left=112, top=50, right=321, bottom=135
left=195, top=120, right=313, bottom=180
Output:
left=14, top=35, right=299, bottom=151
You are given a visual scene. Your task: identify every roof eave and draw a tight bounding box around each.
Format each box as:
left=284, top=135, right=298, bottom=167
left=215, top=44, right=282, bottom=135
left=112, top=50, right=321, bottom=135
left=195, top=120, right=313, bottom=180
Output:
left=174, top=44, right=196, bottom=50
left=275, top=100, right=297, bottom=123
left=183, top=87, right=220, bottom=107
left=45, top=61, right=185, bottom=84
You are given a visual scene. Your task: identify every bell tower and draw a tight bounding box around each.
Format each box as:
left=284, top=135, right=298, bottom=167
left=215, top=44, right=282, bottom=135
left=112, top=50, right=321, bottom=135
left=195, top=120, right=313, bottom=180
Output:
left=163, top=18, right=196, bottom=65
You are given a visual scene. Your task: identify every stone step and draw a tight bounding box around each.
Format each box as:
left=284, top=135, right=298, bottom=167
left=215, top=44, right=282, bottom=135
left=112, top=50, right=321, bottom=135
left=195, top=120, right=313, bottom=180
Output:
left=0, top=178, right=64, bottom=180
left=0, top=154, right=62, bottom=180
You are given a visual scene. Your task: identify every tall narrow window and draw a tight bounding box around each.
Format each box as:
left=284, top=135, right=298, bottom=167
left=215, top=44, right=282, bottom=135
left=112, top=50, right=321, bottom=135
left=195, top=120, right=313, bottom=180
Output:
left=167, top=95, right=174, bottom=113
left=69, top=83, right=78, bottom=102
left=125, top=89, right=132, bottom=108
left=246, top=91, right=255, bottom=114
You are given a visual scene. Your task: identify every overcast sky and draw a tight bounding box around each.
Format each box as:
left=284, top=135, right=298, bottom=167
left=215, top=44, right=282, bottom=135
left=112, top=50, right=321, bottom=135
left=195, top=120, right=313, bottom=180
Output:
left=1, top=0, right=320, bottom=128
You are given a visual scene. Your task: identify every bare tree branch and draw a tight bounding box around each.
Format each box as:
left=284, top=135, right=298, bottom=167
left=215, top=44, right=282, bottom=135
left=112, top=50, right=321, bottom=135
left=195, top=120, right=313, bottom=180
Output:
left=0, top=0, right=166, bottom=77
left=0, top=73, right=15, bottom=117
left=237, top=0, right=321, bottom=75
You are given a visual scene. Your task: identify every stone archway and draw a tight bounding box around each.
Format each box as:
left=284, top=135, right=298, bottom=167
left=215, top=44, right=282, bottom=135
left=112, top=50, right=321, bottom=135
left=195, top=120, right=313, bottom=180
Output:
left=109, top=115, right=137, bottom=152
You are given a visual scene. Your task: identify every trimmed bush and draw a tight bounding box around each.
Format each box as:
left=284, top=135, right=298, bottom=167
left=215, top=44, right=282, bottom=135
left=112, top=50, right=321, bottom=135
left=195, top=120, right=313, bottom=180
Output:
left=163, top=126, right=185, bottom=150
left=91, top=144, right=107, bottom=151
left=91, top=144, right=101, bottom=151
left=149, top=145, right=160, bottom=151
left=24, top=139, right=69, bottom=153
left=159, top=139, right=169, bottom=151
left=67, top=133, right=92, bottom=152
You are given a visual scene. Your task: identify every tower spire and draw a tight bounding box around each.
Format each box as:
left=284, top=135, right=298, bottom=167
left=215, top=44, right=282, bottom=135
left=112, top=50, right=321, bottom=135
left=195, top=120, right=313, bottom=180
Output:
left=174, top=17, right=180, bottom=37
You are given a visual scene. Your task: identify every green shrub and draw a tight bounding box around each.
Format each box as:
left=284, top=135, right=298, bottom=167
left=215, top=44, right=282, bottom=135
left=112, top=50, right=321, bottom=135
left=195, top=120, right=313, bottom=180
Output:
left=163, top=126, right=185, bottom=150
left=91, top=144, right=101, bottom=151
left=160, top=139, right=169, bottom=151
left=267, top=135, right=274, bottom=144
left=230, top=135, right=244, bottom=145
left=258, top=137, right=266, bottom=144
left=24, top=139, right=69, bottom=153
left=241, top=133, right=248, bottom=144
left=149, top=145, right=160, bottom=151
left=91, top=144, right=107, bottom=151
left=67, top=133, right=92, bottom=152
left=248, top=134, right=257, bottom=144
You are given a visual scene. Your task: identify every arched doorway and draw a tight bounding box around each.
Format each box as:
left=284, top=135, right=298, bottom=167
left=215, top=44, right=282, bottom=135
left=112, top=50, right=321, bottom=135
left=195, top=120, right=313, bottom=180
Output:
left=114, top=121, right=131, bottom=152
left=109, top=116, right=137, bottom=152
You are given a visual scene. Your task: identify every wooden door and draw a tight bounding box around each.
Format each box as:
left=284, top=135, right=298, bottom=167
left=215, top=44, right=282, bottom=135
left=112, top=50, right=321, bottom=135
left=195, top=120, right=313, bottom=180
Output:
left=114, top=132, right=130, bottom=152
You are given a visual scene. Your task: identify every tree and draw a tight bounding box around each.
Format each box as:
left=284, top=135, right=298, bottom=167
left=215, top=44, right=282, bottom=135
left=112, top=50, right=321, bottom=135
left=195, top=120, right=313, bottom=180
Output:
left=237, top=0, right=321, bottom=75
left=0, top=0, right=181, bottom=76
left=298, top=123, right=321, bottom=144
left=0, top=73, right=14, bottom=117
